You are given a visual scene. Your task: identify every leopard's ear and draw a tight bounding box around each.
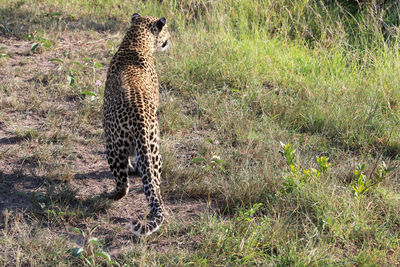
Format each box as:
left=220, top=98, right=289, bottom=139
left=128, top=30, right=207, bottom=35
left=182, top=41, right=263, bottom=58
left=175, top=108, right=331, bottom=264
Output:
left=131, top=13, right=141, bottom=24
left=155, top=17, right=166, bottom=31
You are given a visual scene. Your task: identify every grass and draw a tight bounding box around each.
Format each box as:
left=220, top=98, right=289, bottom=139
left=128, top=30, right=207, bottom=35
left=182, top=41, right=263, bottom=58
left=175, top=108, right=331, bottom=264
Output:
left=1, top=0, right=400, bottom=265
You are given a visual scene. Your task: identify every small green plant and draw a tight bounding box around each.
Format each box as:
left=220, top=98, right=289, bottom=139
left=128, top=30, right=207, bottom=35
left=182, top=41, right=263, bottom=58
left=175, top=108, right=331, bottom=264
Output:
left=0, top=47, right=10, bottom=59
left=80, top=89, right=97, bottom=99
left=352, top=162, right=394, bottom=198
left=69, top=226, right=120, bottom=266
left=211, top=203, right=272, bottom=263
left=49, top=57, right=64, bottom=63
left=279, top=141, right=295, bottom=167
left=192, top=154, right=226, bottom=173
left=280, top=142, right=331, bottom=193
left=67, top=70, right=76, bottom=87
left=316, top=156, right=331, bottom=174
left=31, top=43, right=39, bottom=52
left=14, top=128, right=39, bottom=141
left=237, top=203, right=263, bottom=222
left=26, top=32, right=53, bottom=52
left=46, top=209, right=75, bottom=224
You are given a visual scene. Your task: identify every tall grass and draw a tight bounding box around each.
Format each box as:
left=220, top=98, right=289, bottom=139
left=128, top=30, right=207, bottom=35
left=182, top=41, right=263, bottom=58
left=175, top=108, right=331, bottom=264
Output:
left=153, top=0, right=400, bottom=154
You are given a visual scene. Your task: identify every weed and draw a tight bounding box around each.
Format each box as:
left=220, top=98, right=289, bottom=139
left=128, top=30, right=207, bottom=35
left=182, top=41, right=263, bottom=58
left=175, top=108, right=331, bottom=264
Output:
left=197, top=203, right=275, bottom=265
left=316, top=156, right=331, bottom=174
left=280, top=142, right=330, bottom=193
left=26, top=32, right=53, bottom=53
left=15, top=128, right=40, bottom=141
left=279, top=141, right=296, bottom=167
left=352, top=162, right=394, bottom=198
left=192, top=154, right=226, bottom=174
left=69, top=226, right=120, bottom=266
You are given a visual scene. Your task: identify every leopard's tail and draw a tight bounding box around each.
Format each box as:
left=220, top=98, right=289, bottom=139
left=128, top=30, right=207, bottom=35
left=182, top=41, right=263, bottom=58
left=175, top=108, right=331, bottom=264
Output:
left=131, top=126, right=165, bottom=236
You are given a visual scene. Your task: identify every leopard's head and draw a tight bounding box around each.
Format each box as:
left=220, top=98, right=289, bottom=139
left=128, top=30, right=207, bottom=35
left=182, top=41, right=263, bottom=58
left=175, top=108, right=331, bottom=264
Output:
left=129, top=13, right=171, bottom=53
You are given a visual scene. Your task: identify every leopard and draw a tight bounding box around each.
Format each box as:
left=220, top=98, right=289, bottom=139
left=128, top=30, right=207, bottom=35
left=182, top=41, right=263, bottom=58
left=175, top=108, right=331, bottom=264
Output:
left=103, top=13, right=171, bottom=236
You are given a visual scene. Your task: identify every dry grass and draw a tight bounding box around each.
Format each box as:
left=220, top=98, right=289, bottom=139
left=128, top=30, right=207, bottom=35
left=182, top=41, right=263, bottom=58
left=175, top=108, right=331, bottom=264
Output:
left=1, top=0, right=400, bottom=265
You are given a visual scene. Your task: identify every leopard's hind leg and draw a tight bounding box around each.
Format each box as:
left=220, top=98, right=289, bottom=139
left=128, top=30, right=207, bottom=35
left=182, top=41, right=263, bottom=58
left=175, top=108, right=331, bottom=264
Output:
left=106, top=137, right=130, bottom=200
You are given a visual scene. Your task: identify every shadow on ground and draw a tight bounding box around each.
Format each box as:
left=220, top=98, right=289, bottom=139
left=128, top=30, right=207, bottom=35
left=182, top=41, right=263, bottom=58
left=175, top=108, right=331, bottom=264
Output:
left=0, top=136, right=24, bottom=145
left=0, top=170, right=114, bottom=216
left=0, top=171, right=45, bottom=213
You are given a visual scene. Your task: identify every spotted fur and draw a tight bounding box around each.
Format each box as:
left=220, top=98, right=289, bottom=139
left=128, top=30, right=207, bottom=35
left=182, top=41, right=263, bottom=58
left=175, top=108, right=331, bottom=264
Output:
left=103, top=13, right=170, bottom=236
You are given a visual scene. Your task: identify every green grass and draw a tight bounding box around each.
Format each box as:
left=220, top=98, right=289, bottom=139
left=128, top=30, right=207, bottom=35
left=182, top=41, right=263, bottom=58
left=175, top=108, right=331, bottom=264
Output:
left=1, top=0, right=400, bottom=265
